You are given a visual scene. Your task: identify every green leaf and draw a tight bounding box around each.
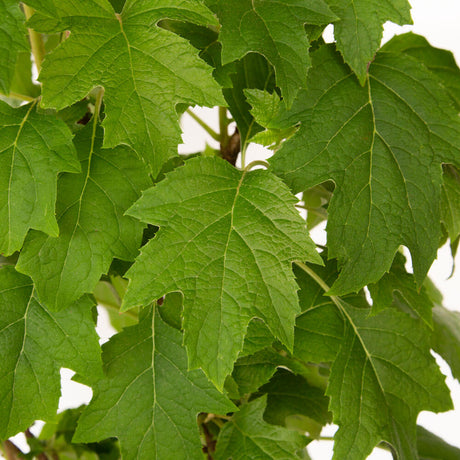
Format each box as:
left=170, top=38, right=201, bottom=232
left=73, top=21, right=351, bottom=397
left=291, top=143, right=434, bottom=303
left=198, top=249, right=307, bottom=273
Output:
left=0, top=100, right=79, bottom=256
left=441, top=165, right=460, bottom=244
left=368, top=252, right=433, bottom=327
left=416, top=425, right=460, bottom=460
left=73, top=309, right=235, bottom=460
left=295, top=273, right=451, bottom=459
left=325, top=0, right=412, bottom=83
left=0, top=266, right=102, bottom=440
left=209, top=0, right=337, bottom=106
left=16, top=123, right=150, bottom=311
left=432, top=305, right=460, bottom=382
left=259, top=369, right=331, bottom=435
left=0, top=0, right=29, bottom=95
left=381, top=32, right=460, bottom=110
left=122, top=156, right=321, bottom=387
left=30, top=0, right=224, bottom=176
left=215, top=395, right=308, bottom=460
left=270, top=44, right=460, bottom=295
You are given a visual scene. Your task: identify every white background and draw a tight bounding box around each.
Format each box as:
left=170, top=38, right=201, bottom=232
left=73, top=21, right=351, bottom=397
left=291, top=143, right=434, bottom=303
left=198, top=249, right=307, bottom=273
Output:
left=7, top=0, right=460, bottom=458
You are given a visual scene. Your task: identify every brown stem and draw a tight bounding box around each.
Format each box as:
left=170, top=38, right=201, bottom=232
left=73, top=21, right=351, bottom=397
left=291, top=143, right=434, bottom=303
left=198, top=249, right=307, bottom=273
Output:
left=220, top=127, right=240, bottom=166
left=201, top=423, right=216, bottom=459
left=1, top=440, right=23, bottom=460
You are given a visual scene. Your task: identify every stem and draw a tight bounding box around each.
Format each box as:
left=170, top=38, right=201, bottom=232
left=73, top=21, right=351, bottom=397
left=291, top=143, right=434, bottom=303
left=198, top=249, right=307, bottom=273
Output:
left=186, top=109, right=220, bottom=142
left=219, top=106, right=229, bottom=146
left=23, top=5, right=46, bottom=74
left=1, top=91, right=36, bottom=102
left=244, top=160, right=269, bottom=171
left=1, top=440, right=23, bottom=460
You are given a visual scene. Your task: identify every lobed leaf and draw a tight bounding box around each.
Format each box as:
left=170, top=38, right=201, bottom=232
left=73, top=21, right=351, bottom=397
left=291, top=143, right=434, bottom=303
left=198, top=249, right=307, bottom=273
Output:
left=74, top=309, right=235, bottom=460
left=123, top=156, right=321, bottom=388
left=270, top=44, right=460, bottom=294
left=0, top=267, right=102, bottom=440
left=16, top=123, right=150, bottom=311
left=0, top=100, right=79, bottom=256
left=28, top=0, right=224, bottom=176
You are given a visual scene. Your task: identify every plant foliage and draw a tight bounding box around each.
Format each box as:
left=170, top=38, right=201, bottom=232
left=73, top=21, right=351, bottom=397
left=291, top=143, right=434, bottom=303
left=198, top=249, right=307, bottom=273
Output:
left=0, top=1, right=459, bottom=459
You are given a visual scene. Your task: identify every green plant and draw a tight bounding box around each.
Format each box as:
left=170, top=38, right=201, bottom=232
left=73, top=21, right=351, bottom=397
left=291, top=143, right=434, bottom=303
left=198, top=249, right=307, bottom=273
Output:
left=1, top=1, right=460, bottom=459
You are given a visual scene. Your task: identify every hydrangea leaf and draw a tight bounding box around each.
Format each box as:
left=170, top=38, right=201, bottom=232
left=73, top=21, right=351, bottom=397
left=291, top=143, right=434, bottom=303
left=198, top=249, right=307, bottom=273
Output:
left=259, top=369, right=331, bottom=430
left=0, top=100, right=79, bottom=256
left=0, top=266, right=102, bottom=440
left=73, top=309, right=235, bottom=460
left=208, top=0, right=337, bottom=107
left=325, top=0, right=412, bottom=83
left=0, top=0, right=29, bottom=95
left=16, top=122, right=150, bottom=311
left=28, top=0, right=224, bottom=176
left=432, top=306, right=460, bottom=382
left=293, top=264, right=452, bottom=460
left=122, top=156, right=321, bottom=388
left=381, top=32, right=460, bottom=110
left=270, top=44, right=460, bottom=295
left=441, top=165, right=460, bottom=244
left=368, top=252, right=433, bottom=327
left=215, top=395, right=308, bottom=460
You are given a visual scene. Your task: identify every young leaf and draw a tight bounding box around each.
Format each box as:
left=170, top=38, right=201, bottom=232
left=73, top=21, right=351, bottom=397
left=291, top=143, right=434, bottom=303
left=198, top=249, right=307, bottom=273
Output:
left=208, top=0, right=337, bottom=106
left=122, top=156, right=321, bottom=388
left=325, top=0, right=413, bottom=83
left=0, top=266, right=102, bottom=440
left=270, top=44, right=460, bottom=295
left=0, top=0, right=29, bottom=95
left=214, top=395, right=308, bottom=460
left=73, top=309, right=235, bottom=460
left=16, top=123, right=150, bottom=311
left=0, top=100, right=79, bottom=256
left=29, top=0, right=224, bottom=176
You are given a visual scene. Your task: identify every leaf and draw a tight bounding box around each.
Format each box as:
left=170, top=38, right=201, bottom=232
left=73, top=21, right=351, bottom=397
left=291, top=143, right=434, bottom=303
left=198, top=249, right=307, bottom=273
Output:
left=208, top=0, right=337, bottom=107
left=0, top=0, right=29, bottom=95
left=381, top=32, right=460, bottom=110
left=16, top=123, right=150, bottom=310
left=368, top=252, right=433, bottom=327
left=0, top=100, right=79, bottom=256
left=259, top=369, right=331, bottom=430
left=441, top=165, right=460, bottom=244
left=73, top=309, right=235, bottom=460
left=297, top=278, right=451, bottom=458
left=416, top=425, right=460, bottom=460
left=214, top=395, right=308, bottom=460
left=0, top=266, right=102, bottom=440
left=325, top=0, right=412, bottom=83
left=29, top=0, right=224, bottom=176
left=270, top=44, right=460, bottom=295
left=432, top=305, right=460, bottom=382
left=122, top=156, right=321, bottom=387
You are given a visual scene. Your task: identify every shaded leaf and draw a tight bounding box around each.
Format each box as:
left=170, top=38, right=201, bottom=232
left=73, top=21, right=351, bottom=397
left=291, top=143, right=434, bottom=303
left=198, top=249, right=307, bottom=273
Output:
left=270, top=44, right=460, bottom=294
left=0, top=266, right=102, bottom=440
left=209, top=0, right=337, bottom=106
left=0, top=0, right=29, bottom=95
left=0, top=100, right=79, bottom=256
left=16, top=124, right=150, bottom=310
left=215, top=395, right=308, bottom=460
left=74, top=309, right=235, bottom=460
